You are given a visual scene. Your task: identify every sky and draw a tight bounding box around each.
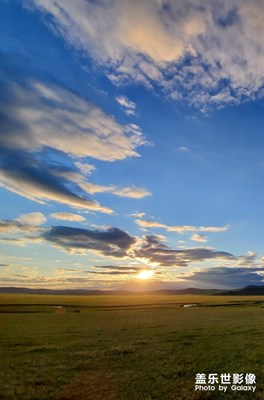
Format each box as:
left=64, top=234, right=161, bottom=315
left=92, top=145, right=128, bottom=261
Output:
left=1, top=0, right=264, bottom=290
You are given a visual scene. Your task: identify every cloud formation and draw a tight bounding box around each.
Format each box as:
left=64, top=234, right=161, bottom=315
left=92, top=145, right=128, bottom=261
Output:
left=0, top=80, right=149, bottom=211
left=191, top=234, right=208, bottom=243
left=116, top=95, right=136, bottom=116
left=0, top=220, right=26, bottom=233
left=50, top=212, right=86, bottom=222
left=93, top=265, right=140, bottom=272
left=0, top=218, right=45, bottom=248
left=85, top=270, right=136, bottom=276
left=47, top=152, right=151, bottom=199
left=16, top=212, right=47, bottom=226
left=0, top=150, right=112, bottom=213
left=25, top=0, right=264, bottom=108
left=74, top=162, right=95, bottom=176
left=236, top=251, right=257, bottom=267
left=183, top=266, right=264, bottom=289
left=78, top=179, right=151, bottom=199
left=2, top=81, right=146, bottom=161
left=2, top=212, right=262, bottom=288
left=135, top=219, right=228, bottom=233
left=132, top=212, right=146, bottom=218
left=112, top=186, right=151, bottom=199
left=1, top=216, right=235, bottom=268
left=135, top=235, right=235, bottom=267
left=43, top=225, right=136, bottom=258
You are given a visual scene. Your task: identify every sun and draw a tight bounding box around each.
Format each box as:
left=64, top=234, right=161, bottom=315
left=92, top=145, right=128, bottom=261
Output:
left=137, top=269, right=154, bottom=280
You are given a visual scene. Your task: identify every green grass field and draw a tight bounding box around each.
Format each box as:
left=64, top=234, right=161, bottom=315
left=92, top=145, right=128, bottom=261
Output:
left=1, top=294, right=264, bottom=399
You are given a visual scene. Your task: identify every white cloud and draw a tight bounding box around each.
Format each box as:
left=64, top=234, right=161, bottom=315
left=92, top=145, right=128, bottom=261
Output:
left=138, top=61, right=163, bottom=81
left=177, top=146, right=191, bottom=153
left=4, top=81, right=146, bottom=161
left=125, top=124, right=150, bottom=146
left=0, top=169, right=112, bottom=214
left=74, top=162, right=95, bottom=176
left=135, top=219, right=229, bottom=233
left=112, top=186, right=151, bottom=199
left=116, top=95, right=136, bottom=116
left=16, top=212, right=47, bottom=226
left=191, top=234, right=208, bottom=243
left=0, top=219, right=45, bottom=236
left=132, top=212, right=145, bottom=218
left=80, top=181, right=151, bottom=199
left=0, top=80, right=150, bottom=212
left=56, top=169, right=151, bottom=199
left=25, top=0, right=264, bottom=108
left=135, top=219, right=167, bottom=229
left=198, top=226, right=229, bottom=233
left=50, top=212, right=86, bottom=222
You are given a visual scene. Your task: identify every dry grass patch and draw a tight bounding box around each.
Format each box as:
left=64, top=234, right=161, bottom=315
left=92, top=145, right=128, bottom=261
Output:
left=57, top=370, right=117, bottom=400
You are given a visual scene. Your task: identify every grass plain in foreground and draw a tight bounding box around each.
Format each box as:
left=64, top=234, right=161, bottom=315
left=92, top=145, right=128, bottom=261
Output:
left=0, top=294, right=264, bottom=400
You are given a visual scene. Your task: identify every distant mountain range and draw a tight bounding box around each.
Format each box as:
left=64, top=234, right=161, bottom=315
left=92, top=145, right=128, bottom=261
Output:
left=0, top=286, right=221, bottom=295
left=1, top=285, right=264, bottom=295
left=215, top=285, right=264, bottom=296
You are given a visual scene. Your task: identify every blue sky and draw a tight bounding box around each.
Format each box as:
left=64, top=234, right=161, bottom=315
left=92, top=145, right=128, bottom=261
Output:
left=1, top=0, right=264, bottom=290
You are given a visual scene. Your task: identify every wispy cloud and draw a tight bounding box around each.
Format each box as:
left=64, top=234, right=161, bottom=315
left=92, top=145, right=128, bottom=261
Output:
left=48, top=158, right=151, bottom=200
left=85, top=270, right=136, bottom=276
left=25, top=0, right=264, bottom=108
left=136, top=220, right=167, bottom=230
left=177, top=146, right=191, bottom=153
left=2, top=81, right=146, bottom=161
left=0, top=218, right=45, bottom=248
left=0, top=219, right=42, bottom=234
left=236, top=251, right=257, bottom=267
left=50, top=212, right=86, bottom=222
left=93, top=265, right=139, bottom=272
left=132, top=212, right=146, bottom=218
left=190, top=234, right=208, bottom=243
left=135, top=219, right=228, bottom=233
left=112, top=186, right=151, bottom=199
left=0, top=152, right=112, bottom=213
left=74, top=162, right=95, bottom=176
left=116, top=95, right=136, bottom=116
left=55, top=264, right=142, bottom=276
left=0, top=80, right=149, bottom=212
left=77, top=179, right=151, bottom=199
left=135, top=235, right=236, bottom=267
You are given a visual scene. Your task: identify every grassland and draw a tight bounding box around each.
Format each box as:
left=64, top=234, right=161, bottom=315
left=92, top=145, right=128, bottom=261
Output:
left=0, top=294, right=264, bottom=400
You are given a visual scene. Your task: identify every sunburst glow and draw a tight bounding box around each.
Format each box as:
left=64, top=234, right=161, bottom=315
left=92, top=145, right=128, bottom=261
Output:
left=137, top=269, right=154, bottom=280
